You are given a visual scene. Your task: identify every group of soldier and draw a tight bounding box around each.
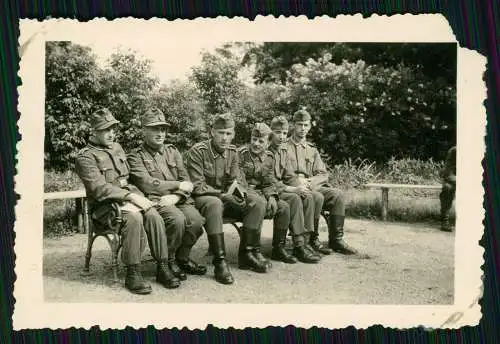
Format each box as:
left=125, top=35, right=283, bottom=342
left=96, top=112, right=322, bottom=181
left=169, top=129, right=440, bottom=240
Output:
left=75, top=107, right=359, bottom=295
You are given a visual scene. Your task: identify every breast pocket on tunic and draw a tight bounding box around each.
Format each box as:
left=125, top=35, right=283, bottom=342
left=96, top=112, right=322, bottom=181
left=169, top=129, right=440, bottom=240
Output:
left=166, top=160, right=178, bottom=180
left=97, top=159, right=117, bottom=183
left=144, top=159, right=156, bottom=173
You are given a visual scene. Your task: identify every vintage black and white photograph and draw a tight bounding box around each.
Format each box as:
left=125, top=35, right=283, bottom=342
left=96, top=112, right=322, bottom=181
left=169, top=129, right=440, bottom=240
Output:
left=14, top=16, right=485, bottom=330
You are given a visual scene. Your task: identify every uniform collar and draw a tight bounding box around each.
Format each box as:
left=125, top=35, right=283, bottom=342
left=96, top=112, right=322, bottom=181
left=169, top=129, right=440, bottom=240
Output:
left=209, top=139, right=228, bottom=159
left=142, top=142, right=164, bottom=156
left=88, top=140, right=114, bottom=152
left=290, top=136, right=307, bottom=148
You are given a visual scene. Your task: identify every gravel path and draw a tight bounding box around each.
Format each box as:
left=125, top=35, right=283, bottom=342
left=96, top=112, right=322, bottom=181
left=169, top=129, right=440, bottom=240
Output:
left=43, top=218, right=454, bottom=304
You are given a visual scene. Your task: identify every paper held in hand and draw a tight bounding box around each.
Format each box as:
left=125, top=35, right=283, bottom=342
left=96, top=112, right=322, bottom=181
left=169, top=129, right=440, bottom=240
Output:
left=158, top=194, right=181, bottom=207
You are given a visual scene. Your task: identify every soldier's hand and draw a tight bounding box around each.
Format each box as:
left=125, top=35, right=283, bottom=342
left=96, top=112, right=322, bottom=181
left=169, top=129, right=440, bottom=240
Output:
left=295, top=185, right=310, bottom=197
left=266, top=197, right=278, bottom=218
left=126, top=193, right=154, bottom=211
left=179, top=181, right=194, bottom=193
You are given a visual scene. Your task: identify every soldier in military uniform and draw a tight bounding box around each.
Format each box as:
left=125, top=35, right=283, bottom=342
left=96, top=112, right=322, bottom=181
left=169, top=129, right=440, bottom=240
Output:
left=269, top=116, right=323, bottom=262
left=75, top=108, right=180, bottom=295
left=286, top=108, right=357, bottom=255
left=239, top=122, right=320, bottom=265
left=127, top=108, right=207, bottom=282
left=184, top=113, right=270, bottom=279
left=440, top=145, right=456, bottom=232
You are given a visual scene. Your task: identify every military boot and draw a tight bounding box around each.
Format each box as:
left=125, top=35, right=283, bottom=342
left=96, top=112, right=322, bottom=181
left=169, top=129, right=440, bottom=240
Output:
left=168, top=257, right=187, bottom=281
left=125, top=265, right=152, bottom=295
left=440, top=211, right=453, bottom=232
left=309, top=218, right=333, bottom=255
left=303, top=232, right=322, bottom=260
left=328, top=215, right=357, bottom=255
left=271, top=226, right=297, bottom=264
left=176, top=231, right=207, bottom=275
left=156, top=261, right=181, bottom=289
left=253, top=229, right=272, bottom=268
left=207, top=233, right=234, bottom=285
left=292, top=245, right=321, bottom=264
left=238, top=229, right=269, bottom=273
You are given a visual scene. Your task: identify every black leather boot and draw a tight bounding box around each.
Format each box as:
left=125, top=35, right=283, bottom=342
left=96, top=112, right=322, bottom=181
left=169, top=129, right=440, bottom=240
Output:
left=328, top=215, right=357, bottom=255
left=238, top=230, right=269, bottom=273
left=303, top=232, right=322, bottom=260
left=207, top=233, right=234, bottom=285
left=156, top=261, right=181, bottom=289
left=168, top=258, right=187, bottom=281
left=125, top=265, right=152, bottom=295
left=271, top=226, right=297, bottom=264
left=253, top=229, right=272, bottom=268
left=309, top=218, right=333, bottom=255
left=440, top=208, right=453, bottom=232
left=292, top=245, right=321, bottom=264
left=176, top=231, right=207, bottom=275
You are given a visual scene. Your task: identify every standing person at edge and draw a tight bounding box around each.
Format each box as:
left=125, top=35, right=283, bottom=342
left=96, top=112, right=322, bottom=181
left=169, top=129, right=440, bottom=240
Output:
left=287, top=108, right=357, bottom=255
left=184, top=113, right=270, bottom=279
left=269, top=116, right=323, bottom=262
left=239, top=122, right=320, bottom=264
left=127, top=108, right=207, bottom=284
left=439, top=145, right=456, bottom=232
left=75, top=108, right=180, bottom=294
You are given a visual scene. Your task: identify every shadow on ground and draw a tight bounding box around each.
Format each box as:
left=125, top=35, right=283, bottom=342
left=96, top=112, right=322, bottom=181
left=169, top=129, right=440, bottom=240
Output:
left=43, top=219, right=454, bottom=304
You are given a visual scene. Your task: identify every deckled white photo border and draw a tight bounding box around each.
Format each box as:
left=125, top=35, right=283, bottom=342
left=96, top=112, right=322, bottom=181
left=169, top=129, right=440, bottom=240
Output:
left=13, top=14, right=486, bottom=330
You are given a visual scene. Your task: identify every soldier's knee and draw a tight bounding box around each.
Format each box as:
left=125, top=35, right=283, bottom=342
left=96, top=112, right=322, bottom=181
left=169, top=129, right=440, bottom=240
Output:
left=286, top=193, right=302, bottom=209
left=312, top=191, right=324, bottom=204
left=188, top=213, right=205, bottom=233
left=124, top=211, right=143, bottom=226
left=250, top=195, right=267, bottom=214
left=205, top=196, right=223, bottom=214
left=277, top=200, right=290, bottom=216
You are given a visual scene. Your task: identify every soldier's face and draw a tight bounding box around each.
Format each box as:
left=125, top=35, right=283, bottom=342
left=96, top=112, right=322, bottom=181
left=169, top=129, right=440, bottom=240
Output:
left=293, top=121, right=311, bottom=139
left=94, top=127, right=116, bottom=148
left=250, top=135, right=270, bottom=155
left=211, top=128, right=235, bottom=149
left=143, top=126, right=167, bottom=148
left=271, top=129, right=288, bottom=145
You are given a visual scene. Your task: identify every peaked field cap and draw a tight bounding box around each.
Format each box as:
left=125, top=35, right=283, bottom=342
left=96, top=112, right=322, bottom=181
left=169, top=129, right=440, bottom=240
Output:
left=142, top=108, right=168, bottom=127
left=212, top=113, right=235, bottom=129
left=270, top=116, right=289, bottom=130
left=251, top=122, right=272, bottom=138
left=90, top=108, right=120, bottom=130
left=292, top=108, right=312, bottom=122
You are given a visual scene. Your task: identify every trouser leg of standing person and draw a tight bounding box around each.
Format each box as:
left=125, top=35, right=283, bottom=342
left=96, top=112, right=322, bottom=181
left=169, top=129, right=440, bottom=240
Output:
left=194, top=196, right=234, bottom=285
left=224, top=192, right=268, bottom=273
left=279, top=192, right=320, bottom=264
left=142, top=207, right=180, bottom=289
left=175, top=202, right=207, bottom=275
left=155, top=204, right=187, bottom=281
left=120, top=210, right=152, bottom=294
left=440, top=181, right=456, bottom=232
left=308, top=190, right=332, bottom=255
left=319, top=186, right=357, bottom=255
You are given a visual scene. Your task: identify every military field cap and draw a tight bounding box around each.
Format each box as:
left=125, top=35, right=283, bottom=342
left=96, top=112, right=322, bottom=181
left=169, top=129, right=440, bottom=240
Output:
left=270, top=116, right=289, bottom=131
left=212, top=113, right=235, bottom=129
left=251, top=122, right=272, bottom=138
left=90, top=108, right=120, bottom=131
left=142, top=108, right=168, bottom=127
left=293, top=107, right=312, bottom=122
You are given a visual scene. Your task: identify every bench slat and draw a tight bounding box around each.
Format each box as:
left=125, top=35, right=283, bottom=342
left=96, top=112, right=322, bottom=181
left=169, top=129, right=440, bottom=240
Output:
left=365, top=183, right=441, bottom=190
left=43, top=189, right=86, bottom=200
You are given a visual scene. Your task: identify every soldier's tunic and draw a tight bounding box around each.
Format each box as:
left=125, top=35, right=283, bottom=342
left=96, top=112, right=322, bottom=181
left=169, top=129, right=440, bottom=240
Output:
left=75, top=141, right=167, bottom=265
left=238, top=145, right=298, bottom=237
left=440, top=146, right=456, bottom=215
left=184, top=140, right=266, bottom=233
left=286, top=138, right=344, bottom=218
left=127, top=143, right=204, bottom=256
left=269, top=143, right=318, bottom=240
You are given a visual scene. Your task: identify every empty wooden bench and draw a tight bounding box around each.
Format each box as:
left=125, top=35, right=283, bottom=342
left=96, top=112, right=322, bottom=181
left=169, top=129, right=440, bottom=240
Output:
left=365, top=183, right=442, bottom=221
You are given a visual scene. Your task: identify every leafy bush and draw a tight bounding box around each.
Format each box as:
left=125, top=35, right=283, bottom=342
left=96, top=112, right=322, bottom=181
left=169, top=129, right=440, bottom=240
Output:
left=329, top=158, right=381, bottom=189
left=381, top=157, right=444, bottom=184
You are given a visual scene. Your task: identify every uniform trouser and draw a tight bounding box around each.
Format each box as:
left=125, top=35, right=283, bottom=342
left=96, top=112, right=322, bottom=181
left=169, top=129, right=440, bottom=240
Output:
left=303, top=191, right=323, bottom=233
left=154, top=204, right=196, bottom=260
left=440, top=182, right=456, bottom=216
left=120, top=208, right=164, bottom=265
left=317, top=186, right=346, bottom=216
left=279, top=192, right=307, bottom=246
left=194, top=196, right=224, bottom=235
left=223, top=191, right=266, bottom=232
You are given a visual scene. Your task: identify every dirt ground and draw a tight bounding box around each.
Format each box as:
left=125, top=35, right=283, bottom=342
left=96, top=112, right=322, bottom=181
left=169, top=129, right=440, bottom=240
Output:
left=43, top=218, right=454, bottom=304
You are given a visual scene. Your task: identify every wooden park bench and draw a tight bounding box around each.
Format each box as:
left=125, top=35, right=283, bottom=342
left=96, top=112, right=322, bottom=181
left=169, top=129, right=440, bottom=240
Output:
left=364, top=183, right=442, bottom=221
left=44, top=189, right=246, bottom=281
